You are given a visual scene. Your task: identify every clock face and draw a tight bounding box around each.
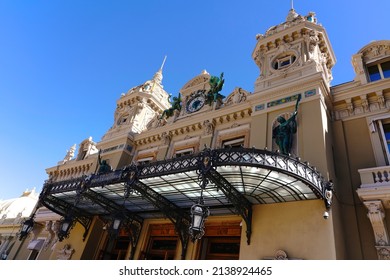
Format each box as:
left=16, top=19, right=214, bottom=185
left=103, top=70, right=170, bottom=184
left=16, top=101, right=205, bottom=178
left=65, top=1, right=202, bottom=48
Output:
left=186, top=93, right=205, bottom=113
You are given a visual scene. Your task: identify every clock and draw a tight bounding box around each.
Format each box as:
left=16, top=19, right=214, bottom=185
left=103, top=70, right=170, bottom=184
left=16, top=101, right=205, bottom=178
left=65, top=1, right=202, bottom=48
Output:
left=186, top=93, right=206, bottom=113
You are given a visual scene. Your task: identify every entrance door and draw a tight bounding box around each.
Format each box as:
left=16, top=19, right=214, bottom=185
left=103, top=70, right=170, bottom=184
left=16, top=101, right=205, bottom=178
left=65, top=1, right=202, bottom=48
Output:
left=144, top=237, right=178, bottom=259
left=200, top=237, right=241, bottom=260
left=197, top=220, right=242, bottom=260
left=140, top=223, right=178, bottom=260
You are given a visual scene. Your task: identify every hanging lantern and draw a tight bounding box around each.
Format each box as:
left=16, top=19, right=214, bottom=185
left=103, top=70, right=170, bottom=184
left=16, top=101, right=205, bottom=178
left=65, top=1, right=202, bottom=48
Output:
left=189, top=199, right=210, bottom=241
left=112, top=218, right=122, bottom=231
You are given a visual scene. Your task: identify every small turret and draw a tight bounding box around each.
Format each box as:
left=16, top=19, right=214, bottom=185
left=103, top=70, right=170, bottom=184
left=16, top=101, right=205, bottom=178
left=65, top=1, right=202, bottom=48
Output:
left=252, top=7, right=336, bottom=94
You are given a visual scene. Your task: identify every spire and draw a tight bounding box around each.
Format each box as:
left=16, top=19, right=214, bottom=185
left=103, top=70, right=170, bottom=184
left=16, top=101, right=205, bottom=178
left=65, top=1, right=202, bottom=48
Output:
left=160, top=55, right=167, bottom=71
left=152, top=55, right=167, bottom=85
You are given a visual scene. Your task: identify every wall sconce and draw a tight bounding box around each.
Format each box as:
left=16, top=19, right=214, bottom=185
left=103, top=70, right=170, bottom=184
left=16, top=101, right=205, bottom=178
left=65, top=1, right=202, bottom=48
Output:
left=19, top=217, right=35, bottom=241
left=323, top=181, right=334, bottom=220
left=58, top=216, right=74, bottom=242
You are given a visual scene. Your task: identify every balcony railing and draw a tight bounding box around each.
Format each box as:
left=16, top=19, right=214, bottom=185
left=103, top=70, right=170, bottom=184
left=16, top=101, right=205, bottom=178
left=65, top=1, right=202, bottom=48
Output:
left=358, top=166, right=390, bottom=188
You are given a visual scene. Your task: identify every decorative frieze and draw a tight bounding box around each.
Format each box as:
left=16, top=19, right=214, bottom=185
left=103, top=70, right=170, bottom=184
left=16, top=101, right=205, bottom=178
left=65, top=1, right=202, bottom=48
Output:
left=255, top=90, right=315, bottom=112
left=333, top=92, right=389, bottom=121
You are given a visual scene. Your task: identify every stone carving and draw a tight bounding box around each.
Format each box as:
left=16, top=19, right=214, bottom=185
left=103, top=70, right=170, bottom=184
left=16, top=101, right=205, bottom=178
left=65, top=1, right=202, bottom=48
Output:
left=161, top=132, right=171, bottom=145
left=57, top=244, right=75, bottom=260
left=274, top=250, right=288, bottom=260
left=203, top=120, right=214, bottom=136
left=304, top=30, right=319, bottom=61
left=50, top=221, right=60, bottom=251
left=60, top=144, right=76, bottom=164
left=43, top=221, right=54, bottom=251
left=377, top=246, right=390, bottom=260
left=361, top=42, right=390, bottom=61
left=378, top=94, right=385, bottom=108
left=182, top=70, right=209, bottom=89
left=76, top=137, right=98, bottom=161
left=363, top=200, right=390, bottom=259
left=224, top=87, right=249, bottom=106
left=146, top=114, right=159, bottom=129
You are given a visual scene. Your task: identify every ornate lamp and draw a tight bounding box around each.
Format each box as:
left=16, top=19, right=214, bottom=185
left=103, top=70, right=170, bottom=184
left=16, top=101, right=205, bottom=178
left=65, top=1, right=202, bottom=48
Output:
left=19, top=217, right=35, bottom=241
left=189, top=195, right=210, bottom=241
left=58, top=216, right=74, bottom=241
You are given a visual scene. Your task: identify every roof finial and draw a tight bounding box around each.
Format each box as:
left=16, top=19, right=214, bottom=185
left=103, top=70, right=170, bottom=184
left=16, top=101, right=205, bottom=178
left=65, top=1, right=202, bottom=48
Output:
left=286, top=0, right=298, bottom=21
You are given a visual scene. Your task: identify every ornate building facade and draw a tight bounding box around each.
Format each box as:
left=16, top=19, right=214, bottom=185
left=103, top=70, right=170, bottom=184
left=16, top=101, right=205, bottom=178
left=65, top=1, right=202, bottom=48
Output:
left=8, top=7, right=390, bottom=260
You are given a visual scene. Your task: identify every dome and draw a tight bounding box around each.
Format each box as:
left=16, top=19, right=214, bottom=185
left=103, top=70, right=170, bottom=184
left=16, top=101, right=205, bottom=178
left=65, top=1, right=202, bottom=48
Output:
left=0, top=189, right=39, bottom=220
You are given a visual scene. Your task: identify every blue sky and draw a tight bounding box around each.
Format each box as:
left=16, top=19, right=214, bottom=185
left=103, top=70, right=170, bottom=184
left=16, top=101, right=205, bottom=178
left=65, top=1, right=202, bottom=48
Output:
left=0, top=0, right=389, bottom=200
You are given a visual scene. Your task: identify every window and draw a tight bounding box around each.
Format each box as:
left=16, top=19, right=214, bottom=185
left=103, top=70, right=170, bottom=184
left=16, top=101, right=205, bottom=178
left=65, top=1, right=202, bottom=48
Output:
left=367, top=60, right=390, bottom=82
left=135, top=148, right=157, bottom=164
left=272, top=54, right=296, bottom=70
left=369, top=116, right=390, bottom=166
left=222, top=137, right=245, bottom=148
left=383, top=123, right=390, bottom=153
left=27, top=238, right=45, bottom=260
left=175, top=147, right=194, bottom=158
left=137, top=156, right=153, bottom=164
left=378, top=119, right=390, bottom=164
left=216, top=124, right=250, bottom=149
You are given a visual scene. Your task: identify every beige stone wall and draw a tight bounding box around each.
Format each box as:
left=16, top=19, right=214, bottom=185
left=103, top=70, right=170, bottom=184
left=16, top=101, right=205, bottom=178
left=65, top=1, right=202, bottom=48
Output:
left=239, top=200, right=336, bottom=260
left=336, top=117, right=378, bottom=259
left=250, top=113, right=267, bottom=149
left=49, top=222, right=88, bottom=260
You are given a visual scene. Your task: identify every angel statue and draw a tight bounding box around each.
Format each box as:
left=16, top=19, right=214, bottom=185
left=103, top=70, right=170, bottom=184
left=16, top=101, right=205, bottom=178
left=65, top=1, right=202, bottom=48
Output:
left=272, top=95, right=301, bottom=155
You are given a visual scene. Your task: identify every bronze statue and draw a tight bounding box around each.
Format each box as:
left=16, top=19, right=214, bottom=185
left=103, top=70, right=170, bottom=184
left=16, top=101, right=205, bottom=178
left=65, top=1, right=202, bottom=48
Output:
left=160, top=93, right=182, bottom=119
left=272, top=95, right=301, bottom=155
left=97, top=150, right=112, bottom=174
left=206, top=72, right=225, bottom=106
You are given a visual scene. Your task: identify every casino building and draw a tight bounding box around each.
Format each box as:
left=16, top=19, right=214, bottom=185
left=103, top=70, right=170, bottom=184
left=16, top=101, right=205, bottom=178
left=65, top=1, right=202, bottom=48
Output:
left=7, top=7, right=390, bottom=260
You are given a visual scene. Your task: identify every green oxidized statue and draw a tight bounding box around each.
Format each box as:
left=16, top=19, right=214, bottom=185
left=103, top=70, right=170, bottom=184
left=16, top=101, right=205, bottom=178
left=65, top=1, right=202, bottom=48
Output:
left=206, top=72, right=225, bottom=106
left=97, top=150, right=112, bottom=174
left=272, top=95, right=301, bottom=155
left=160, top=93, right=182, bottom=119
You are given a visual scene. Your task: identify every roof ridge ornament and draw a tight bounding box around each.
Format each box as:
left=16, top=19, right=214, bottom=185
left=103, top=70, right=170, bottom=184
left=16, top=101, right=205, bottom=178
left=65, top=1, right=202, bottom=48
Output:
left=286, top=5, right=299, bottom=22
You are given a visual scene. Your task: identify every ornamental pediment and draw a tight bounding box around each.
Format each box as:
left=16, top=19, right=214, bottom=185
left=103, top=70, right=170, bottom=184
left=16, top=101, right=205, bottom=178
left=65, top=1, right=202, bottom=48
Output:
left=359, top=40, right=390, bottom=63
left=181, top=70, right=210, bottom=92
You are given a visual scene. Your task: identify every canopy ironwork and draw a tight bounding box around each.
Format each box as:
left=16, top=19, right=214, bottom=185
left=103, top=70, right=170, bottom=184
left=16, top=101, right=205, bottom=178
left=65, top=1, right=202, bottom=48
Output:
left=35, top=147, right=332, bottom=258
